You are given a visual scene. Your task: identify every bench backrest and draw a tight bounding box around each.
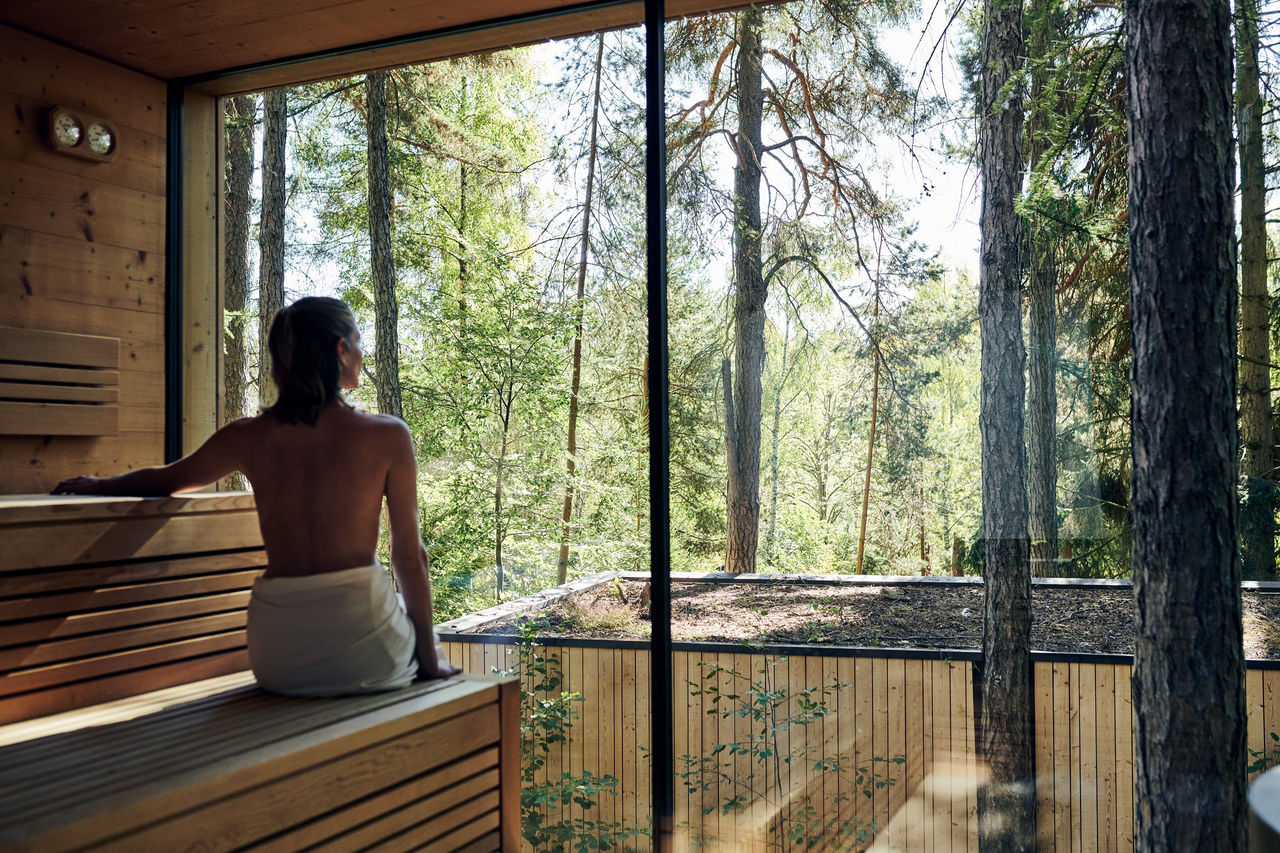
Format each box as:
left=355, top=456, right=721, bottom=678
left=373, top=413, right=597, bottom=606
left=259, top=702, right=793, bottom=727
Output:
left=0, top=494, right=263, bottom=725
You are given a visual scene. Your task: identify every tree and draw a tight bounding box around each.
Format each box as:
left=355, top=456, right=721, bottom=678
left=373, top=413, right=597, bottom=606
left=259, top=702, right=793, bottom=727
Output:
left=1127, top=0, right=1246, bottom=847
left=223, top=94, right=255, bottom=491
left=557, top=33, right=605, bottom=585
left=258, top=89, right=287, bottom=408
left=366, top=71, right=403, bottom=419
left=1025, top=0, right=1059, bottom=578
left=1236, top=0, right=1274, bottom=581
left=976, top=0, right=1034, bottom=846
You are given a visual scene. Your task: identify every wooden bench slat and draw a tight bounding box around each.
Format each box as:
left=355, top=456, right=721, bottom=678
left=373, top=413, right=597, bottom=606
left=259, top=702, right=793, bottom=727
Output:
left=0, top=652, right=250, bottom=728
left=412, top=806, right=502, bottom=853
left=0, top=552, right=266, bottom=597
left=451, top=830, right=502, bottom=853
left=0, top=678, right=490, bottom=812
left=0, top=678, right=501, bottom=851
left=307, top=767, right=500, bottom=853
left=243, top=748, right=499, bottom=853
left=115, top=718, right=500, bottom=853
left=0, top=591, right=252, bottom=646
left=0, top=631, right=247, bottom=698
left=0, top=612, right=247, bottom=670
left=0, top=570, right=261, bottom=622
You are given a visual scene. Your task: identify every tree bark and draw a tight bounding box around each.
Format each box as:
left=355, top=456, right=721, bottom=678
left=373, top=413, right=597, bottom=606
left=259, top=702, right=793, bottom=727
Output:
left=725, top=7, right=765, bottom=575
left=257, top=89, right=287, bottom=410
left=1236, top=0, right=1274, bottom=581
left=1026, top=1, right=1058, bottom=579
left=366, top=71, right=402, bottom=419
left=977, top=0, right=1034, bottom=846
left=222, top=95, right=255, bottom=491
left=558, top=33, right=605, bottom=586
left=1127, top=1, right=1246, bottom=848
left=857, top=299, right=882, bottom=575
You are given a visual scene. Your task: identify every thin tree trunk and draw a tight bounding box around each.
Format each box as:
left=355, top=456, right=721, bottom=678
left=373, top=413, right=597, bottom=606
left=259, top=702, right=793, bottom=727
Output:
left=856, top=299, right=882, bottom=575
left=495, top=415, right=509, bottom=600
left=222, top=95, right=254, bottom=491
left=725, top=7, right=765, bottom=574
left=366, top=71, right=402, bottom=419
left=1237, top=0, right=1274, bottom=581
left=977, top=0, right=1034, bottom=846
left=722, top=358, right=739, bottom=557
left=764, top=313, right=789, bottom=566
left=558, top=33, right=605, bottom=586
left=1026, top=2, right=1058, bottom=579
left=1127, top=0, right=1246, bottom=847
left=257, top=89, right=287, bottom=410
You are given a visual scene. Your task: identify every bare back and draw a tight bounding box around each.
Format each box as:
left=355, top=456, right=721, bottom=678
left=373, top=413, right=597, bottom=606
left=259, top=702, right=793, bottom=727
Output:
left=233, top=406, right=402, bottom=577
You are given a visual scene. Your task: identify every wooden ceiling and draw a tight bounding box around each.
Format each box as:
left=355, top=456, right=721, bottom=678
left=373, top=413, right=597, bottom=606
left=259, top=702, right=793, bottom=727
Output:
left=0, top=0, right=732, bottom=92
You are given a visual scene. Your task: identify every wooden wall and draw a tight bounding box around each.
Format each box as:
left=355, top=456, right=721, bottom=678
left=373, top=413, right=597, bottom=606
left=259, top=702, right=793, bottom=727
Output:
left=0, top=23, right=167, bottom=494
left=442, top=639, right=1280, bottom=853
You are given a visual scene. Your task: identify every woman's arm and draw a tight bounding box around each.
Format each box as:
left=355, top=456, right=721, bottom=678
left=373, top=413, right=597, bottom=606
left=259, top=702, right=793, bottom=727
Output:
left=384, top=419, right=460, bottom=679
left=51, top=420, right=250, bottom=497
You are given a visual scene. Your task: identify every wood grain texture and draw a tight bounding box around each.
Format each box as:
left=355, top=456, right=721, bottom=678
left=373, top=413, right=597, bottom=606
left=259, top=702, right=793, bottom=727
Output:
left=0, top=24, right=166, bottom=493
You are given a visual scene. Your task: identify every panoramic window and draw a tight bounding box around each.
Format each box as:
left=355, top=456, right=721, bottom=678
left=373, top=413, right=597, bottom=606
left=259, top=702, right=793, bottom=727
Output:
left=216, top=0, right=1278, bottom=848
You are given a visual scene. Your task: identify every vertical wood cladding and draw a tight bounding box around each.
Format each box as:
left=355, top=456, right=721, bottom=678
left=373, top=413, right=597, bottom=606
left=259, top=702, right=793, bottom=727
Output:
left=0, top=24, right=167, bottom=493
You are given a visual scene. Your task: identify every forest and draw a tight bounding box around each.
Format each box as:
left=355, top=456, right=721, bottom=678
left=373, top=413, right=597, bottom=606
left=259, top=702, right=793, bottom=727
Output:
left=220, top=0, right=1280, bottom=623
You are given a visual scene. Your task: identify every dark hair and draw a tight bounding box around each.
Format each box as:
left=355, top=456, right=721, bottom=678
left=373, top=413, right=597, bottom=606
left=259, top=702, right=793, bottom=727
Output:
left=263, top=297, right=358, bottom=425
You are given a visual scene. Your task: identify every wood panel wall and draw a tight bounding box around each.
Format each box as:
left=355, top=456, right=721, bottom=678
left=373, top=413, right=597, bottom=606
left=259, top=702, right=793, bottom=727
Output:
left=442, top=640, right=1280, bottom=853
left=0, top=23, right=167, bottom=494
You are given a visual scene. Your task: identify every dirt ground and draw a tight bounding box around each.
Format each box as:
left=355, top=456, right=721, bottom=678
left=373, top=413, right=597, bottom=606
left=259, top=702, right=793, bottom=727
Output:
left=475, top=578, right=1280, bottom=658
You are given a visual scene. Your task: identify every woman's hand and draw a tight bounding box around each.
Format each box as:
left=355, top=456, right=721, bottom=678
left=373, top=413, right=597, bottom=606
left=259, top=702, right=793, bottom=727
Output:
left=51, top=476, right=104, bottom=495
left=420, top=649, right=463, bottom=679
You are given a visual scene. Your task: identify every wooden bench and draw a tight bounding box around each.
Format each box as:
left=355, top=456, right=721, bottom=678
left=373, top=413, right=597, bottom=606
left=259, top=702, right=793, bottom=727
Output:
left=0, top=495, right=520, bottom=852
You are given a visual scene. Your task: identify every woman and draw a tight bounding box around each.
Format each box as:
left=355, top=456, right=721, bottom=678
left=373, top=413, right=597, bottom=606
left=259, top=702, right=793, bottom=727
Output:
left=53, top=296, right=460, bottom=694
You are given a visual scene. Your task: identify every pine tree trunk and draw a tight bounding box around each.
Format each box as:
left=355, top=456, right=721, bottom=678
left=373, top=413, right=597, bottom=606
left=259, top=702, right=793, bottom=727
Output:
left=857, top=300, right=882, bottom=575
left=222, top=95, right=254, bottom=491
left=257, top=89, right=287, bottom=410
left=1237, top=0, right=1274, bottom=581
left=725, top=7, right=765, bottom=574
left=977, top=0, right=1034, bottom=846
left=1026, top=2, right=1058, bottom=579
left=366, top=71, right=402, bottom=419
left=1127, top=1, right=1246, bottom=848
left=558, top=33, right=605, bottom=586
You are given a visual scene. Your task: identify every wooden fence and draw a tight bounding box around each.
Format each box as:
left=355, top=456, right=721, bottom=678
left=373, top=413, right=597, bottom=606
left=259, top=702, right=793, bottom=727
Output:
left=441, top=637, right=1279, bottom=852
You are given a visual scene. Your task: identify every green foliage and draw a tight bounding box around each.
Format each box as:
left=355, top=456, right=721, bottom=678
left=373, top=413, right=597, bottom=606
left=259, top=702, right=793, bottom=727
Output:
left=1248, top=731, right=1280, bottom=776
left=679, top=657, right=903, bottom=850
left=500, top=621, right=649, bottom=851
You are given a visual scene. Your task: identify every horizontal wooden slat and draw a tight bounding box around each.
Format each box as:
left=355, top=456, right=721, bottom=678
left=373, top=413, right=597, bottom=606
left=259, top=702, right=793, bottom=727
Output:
left=0, top=590, right=252, bottom=647
left=310, top=768, right=501, bottom=853
left=0, top=383, right=118, bottom=403
left=0, top=327, right=119, bottom=370
left=0, top=363, right=121, bottom=387
left=245, top=749, right=501, bottom=853
left=0, top=401, right=117, bottom=436
left=0, top=510, right=262, bottom=571
left=0, top=569, right=261, bottom=621
left=0, top=649, right=249, bottom=727
left=451, top=830, right=501, bottom=853
left=410, top=806, right=502, bottom=853
left=0, top=551, right=266, bottom=597
left=1, top=297, right=164, bottom=371
left=0, top=611, right=247, bottom=670
left=0, top=630, right=246, bottom=698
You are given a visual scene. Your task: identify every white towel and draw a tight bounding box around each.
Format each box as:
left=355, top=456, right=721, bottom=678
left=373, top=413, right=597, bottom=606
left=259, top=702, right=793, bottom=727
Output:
left=247, top=564, right=418, bottom=696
